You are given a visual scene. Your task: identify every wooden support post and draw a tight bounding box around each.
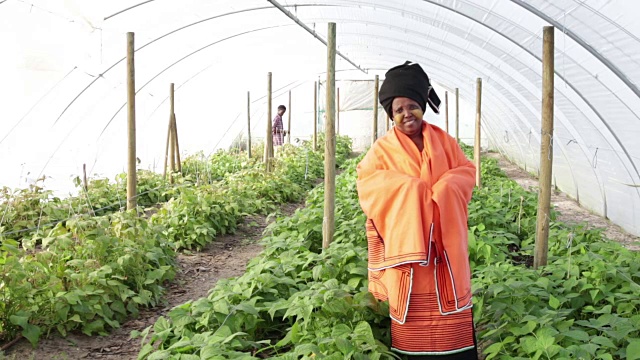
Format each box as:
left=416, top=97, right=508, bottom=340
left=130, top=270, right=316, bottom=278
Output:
left=169, top=118, right=175, bottom=183
left=445, top=91, right=449, bottom=133
left=287, top=90, right=292, bottom=144
left=337, top=87, right=340, bottom=135
left=247, top=91, right=252, bottom=159
left=82, top=163, right=88, bottom=191
left=474, top=78, right=482, bottom=188
left=534, top=26, right=555, bottom=269
left=168, top=83, right=181, bottom=174
left=172, top=113, right=181, bottom=173
left=455, top=88, right=460, bottom=142
left=168, top=84, right=176, bottom=183
left=126, top=32, right=137, bottom=210
left=163, top=84, right=172, bottom=180
left=372, top=75, right=379, bottom=146
left=265, top=72, right=273, bottom=171
left=313, top=81, right=318, bottom=151
left=323, top=22, right=337, bottom=250
left=163, top=120, right=171, bottom=179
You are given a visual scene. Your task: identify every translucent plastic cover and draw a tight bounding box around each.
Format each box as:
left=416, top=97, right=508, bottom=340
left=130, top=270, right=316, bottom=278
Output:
left=1, top=0, right=638, bottom=235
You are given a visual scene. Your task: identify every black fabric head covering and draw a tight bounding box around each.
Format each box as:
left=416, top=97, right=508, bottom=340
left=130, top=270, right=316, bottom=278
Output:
left=378, top=61, right=441, bottom=119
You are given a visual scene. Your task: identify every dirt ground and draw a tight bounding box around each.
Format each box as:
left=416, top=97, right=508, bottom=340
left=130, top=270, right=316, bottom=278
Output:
left=3, top=203, right=302, bottom=360
left=486, top=152, right=640, bottom=251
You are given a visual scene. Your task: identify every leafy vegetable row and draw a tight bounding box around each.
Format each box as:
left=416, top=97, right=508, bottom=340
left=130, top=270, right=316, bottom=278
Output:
left=138, top=144, right=640, bottom=360
left=0, top=136, right=353, bottom=348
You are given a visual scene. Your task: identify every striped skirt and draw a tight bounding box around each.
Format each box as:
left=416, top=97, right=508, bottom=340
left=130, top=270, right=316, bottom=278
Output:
left=391, top=262, right=478, bottom=359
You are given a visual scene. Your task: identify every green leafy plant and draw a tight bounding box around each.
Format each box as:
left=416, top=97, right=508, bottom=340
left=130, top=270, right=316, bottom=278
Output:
left=138, top=143, right=640, bottom=359
left=1, top=137, right=353, bottom=349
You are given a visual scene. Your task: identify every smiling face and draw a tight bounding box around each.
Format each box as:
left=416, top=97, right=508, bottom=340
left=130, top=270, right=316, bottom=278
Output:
left=392, top=97, right=424, bottom=137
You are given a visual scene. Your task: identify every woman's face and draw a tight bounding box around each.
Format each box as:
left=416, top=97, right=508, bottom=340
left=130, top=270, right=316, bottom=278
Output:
left=392, top=97, right=424, bottom=137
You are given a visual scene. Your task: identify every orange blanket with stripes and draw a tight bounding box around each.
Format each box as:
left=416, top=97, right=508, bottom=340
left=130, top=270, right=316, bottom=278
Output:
left=356, top=122, right=475, bottom=324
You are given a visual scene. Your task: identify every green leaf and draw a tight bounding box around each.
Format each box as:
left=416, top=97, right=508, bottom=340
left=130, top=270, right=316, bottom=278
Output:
left=9, top=314, right=30, bottom=328
left=295, top=343, right=321, bottom=356
left=483, top=342, right=504, bottom=360
left=562, top=330, right=590, bottom=342
left=331, top=324, right=352, bottom=339
left=627, top=340, right=640, bottom=360
left=290, top=321, right=301, bottom=343
left=591, top=336, right=616, bottom=348
left=548, top=294, right=560, bottom=309
left=22, top=324, right=42, bottom=347
left=82, top=319, right=106, bottom=335
left=147, top=350, right=170, bottom=360
left=221, top=331, right=247, bottom=344
left=335, top=338, right=355, bottom=355
left=511, top=321, right=537, bottom=336
left=353, top=321, right=376, bottom=344
left=235, top=302, right=259, bottom=316
left=347, top=277, right=361, bottom=289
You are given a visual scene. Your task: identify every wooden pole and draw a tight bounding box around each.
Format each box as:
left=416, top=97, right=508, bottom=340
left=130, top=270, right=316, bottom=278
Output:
left=445, top=91, right=449, bottom=133
left=169, top=118, right=175, bottom=183
left=126, top=32, right=137, bottom=210
left=323, top=22, right=337, bottom=250
left=169, top=83, right=181, bottom=174
left=168, top=84, right=176, bottom=183
left=534, top=26, right=555, bottom=269
left=82, top=163, right=88, bottom=191
left=474, top=78, right=482, bottom=188
left=372, top=75, right=379, bottom=146
left=173, top=113, right=181, bottom=173
left=287, top=90, right=292, bottom=144
left=313, top=81, right=318, bottom=151
left=247, top=91, right=252, bottom=159
left=163, top=84, right=172, bottom=180
left=265, top=72, right=273, bottom=171
left=337, top=87, right=340, bottom=135
left=163, top=123, right=171, bottom=179
left=455, top=88, right=460, bottom=142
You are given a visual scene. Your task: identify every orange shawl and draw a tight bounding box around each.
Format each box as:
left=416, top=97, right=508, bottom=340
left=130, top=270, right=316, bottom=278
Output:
left=356, top=122, right=475, bottom=323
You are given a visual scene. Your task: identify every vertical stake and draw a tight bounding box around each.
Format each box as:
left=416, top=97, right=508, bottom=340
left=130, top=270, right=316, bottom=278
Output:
left=322, top=23, right=337, bottom=250
left=337, top=87, right=340, bottom=135
left=372, top=75, right=379, bottom=146
left=287, top=90, right=292, bottom=144
left=445, top=91, right=449, bottom=133
left=265, top=72, right=273, bottom=172
left=82, top=163, right=88, bottom=191
left=247, top=91, right=252, bottom=159
left=455, top=88, right=460, bottom=142
left=474, top=78, right=482, bottom=188
left=313, top=81, right=318, bottom=151
left=173, top=113, right=181, bottom=173
left=534, top=26, right=555, bottom=269
left=126, top=32, right=137, bottom=210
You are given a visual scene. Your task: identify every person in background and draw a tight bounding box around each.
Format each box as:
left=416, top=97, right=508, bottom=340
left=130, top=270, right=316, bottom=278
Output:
left=356, top=61, right=478, bottom=359
left=273, top=105, right=287, bottom=155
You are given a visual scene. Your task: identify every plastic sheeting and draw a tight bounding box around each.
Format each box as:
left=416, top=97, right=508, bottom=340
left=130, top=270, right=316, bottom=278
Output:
left=1, top=0, right=639, bottom=235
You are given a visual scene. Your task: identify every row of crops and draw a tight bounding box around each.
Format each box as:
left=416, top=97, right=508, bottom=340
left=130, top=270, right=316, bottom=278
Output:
left=0, top=136, right=353, bottom=348
left=135, top=145, right=640, bottom=359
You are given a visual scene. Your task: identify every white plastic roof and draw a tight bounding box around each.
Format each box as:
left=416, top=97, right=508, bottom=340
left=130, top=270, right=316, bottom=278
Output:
left=1, top=0, right=639, bottom=236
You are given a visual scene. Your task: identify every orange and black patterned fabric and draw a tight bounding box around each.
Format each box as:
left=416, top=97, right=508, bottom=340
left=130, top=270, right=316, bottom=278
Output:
left=356, top=122, right=476, bottom=356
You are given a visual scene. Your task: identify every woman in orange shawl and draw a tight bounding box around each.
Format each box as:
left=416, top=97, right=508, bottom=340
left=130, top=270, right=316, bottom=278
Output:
left=357, top=62, right=478, bottom=359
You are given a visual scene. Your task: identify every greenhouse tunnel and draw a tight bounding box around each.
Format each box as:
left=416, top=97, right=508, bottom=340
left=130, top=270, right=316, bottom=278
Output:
left=1, top=0, right=639, bottom=238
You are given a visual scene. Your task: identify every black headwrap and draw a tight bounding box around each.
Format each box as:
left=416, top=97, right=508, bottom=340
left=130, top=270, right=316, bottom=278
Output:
left=378, top=61, right=441, bottom=119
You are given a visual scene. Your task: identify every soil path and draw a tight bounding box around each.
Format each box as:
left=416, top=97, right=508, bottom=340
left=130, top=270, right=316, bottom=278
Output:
left=5, top=203, right=301, bottom=360
left=486, top=152, right=639, bottom=251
